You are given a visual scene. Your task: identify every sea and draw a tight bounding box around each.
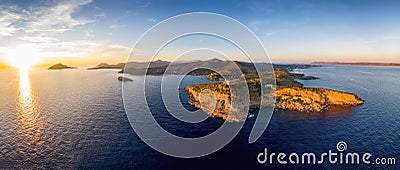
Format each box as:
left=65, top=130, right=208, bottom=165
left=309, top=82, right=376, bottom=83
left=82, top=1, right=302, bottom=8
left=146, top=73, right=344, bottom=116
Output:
left=0, top=65, right=399, bottom=169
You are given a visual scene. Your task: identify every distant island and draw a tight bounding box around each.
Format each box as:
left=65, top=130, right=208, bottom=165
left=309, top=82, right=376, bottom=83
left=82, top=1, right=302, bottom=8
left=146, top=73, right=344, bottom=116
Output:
left=120, top=59, right=364, bottom=122
left=48, top=63, right=76, bottom=70
left=312, top=62, right=400, bottom=66
left=87, top=63, right=125, bottom=70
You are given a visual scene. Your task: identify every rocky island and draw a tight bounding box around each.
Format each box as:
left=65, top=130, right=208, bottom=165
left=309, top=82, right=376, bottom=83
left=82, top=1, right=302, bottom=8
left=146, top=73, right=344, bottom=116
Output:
left=48, top=63, right=76, bottom=70
left=117, top=76, right=133, bottom=81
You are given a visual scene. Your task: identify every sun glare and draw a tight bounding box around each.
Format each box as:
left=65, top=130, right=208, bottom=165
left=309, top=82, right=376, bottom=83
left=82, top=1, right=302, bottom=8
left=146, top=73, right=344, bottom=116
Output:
left=8, top=57, right=37, bottom=70
left=4, top=46, right=39, bottom=70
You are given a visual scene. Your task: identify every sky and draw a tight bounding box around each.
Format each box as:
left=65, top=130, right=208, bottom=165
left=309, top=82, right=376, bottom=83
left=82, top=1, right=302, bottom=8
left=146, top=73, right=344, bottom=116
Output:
left=0, top=0, right=399, bottom=67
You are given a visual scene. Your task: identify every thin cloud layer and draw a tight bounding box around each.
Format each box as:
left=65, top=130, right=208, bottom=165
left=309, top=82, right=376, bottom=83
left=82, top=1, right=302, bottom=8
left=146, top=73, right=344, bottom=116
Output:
left=0, top=0, right=129, bottom=64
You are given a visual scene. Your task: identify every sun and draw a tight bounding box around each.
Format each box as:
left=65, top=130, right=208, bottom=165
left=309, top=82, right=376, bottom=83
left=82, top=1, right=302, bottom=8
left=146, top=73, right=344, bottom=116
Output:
left=3, top=46, right=39, bottom=70
left=8, top=57, right=37, bottom=70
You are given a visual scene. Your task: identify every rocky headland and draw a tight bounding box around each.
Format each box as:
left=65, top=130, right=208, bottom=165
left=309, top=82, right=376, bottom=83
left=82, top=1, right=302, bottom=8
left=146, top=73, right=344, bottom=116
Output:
left=185, top=82, right=363, bottom=122
left=275, top=87, right=363, bottom=112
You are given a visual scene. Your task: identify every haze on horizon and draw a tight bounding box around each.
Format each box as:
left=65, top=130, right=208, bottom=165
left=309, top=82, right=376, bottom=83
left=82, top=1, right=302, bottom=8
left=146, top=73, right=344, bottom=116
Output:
left=0, top=0, right=399, bottom=68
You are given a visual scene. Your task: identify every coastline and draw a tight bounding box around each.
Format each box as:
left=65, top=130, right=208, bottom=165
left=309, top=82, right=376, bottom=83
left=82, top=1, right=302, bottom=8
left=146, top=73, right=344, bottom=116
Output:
left=109, top=59, right=365, bottom=122
left=183, top=64, right=364, bottom=122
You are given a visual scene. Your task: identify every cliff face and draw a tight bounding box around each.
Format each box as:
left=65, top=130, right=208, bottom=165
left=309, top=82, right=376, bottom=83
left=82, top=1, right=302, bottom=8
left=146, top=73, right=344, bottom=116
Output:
left=185, top=85, right=239, bottom=122
left=276, top=87, right=363, bottom=112
left=185, top=84, right=364, bottom=122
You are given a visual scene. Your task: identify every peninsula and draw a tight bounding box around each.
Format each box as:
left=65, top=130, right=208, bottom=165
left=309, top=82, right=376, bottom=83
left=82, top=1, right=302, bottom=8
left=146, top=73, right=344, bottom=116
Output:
left=119, top=59, right=364, bottom=122
left=87, top=63, right=125, bottom=70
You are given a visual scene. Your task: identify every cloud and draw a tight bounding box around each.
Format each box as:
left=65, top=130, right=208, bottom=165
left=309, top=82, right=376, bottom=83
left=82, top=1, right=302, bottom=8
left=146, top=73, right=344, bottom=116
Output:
left=0, top=40, right=130, bottom=60
left=361, top=35, right=400, bottom=44
left=0, top=5, right=24, bottom=37
left=147, top=18, right=156, bottom=22
left=19, top=36, right=58, bottom=43
left=26, top=0, right=94, bottom=33
left=263, top=29, right=288, bottom=37
left=0, top=1, right=131, bottom=63
left=84, top=29, right=94, bottom=37
left=109, top=24, right=124, bottom=29
left=133, top=0, right=152, bottom=8
left=361, top=40, right=379, bottom=44
left=0, top=0, right=94, bottom=39
left=264, top=31, right=280, bottom=37
left=246, top=1, right=275, bottom=14
left=383, top=36, right=400, bottom=40
left=247, top=20, right=271, bottom=32
left=95, top=12, right=106, bottom=17
left=55, top=40, right=130, bottom=58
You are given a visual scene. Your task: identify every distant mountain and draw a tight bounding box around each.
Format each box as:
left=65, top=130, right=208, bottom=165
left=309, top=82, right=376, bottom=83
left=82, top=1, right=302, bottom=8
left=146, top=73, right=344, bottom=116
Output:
left=120, top=58, right=274, bottom=75
left=312, top=62, right=400, bottom=66
left=48, top=63, right=76, bottom=70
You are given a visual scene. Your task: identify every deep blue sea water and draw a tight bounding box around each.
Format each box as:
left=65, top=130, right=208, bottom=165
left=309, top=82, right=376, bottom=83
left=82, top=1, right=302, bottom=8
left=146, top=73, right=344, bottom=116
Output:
left=0, top=65, right=399, bottom=169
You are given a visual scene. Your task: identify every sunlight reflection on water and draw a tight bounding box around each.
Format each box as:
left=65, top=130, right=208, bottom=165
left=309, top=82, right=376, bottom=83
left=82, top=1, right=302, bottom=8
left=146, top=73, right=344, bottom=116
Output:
left=19, top=69, right=34, bottom=110
left=16, top=69, right=44, bottom=165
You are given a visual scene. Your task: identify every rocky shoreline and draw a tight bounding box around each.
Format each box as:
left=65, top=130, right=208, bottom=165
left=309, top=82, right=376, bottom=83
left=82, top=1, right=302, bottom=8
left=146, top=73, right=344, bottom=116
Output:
left=275, top=87, right=363, bottom=112
left=185, top=84, right=363, bottom=122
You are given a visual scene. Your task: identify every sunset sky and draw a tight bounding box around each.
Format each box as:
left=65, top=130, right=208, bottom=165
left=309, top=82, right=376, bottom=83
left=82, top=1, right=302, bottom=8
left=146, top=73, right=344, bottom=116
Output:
left=0, top=0, right=399, bottom=67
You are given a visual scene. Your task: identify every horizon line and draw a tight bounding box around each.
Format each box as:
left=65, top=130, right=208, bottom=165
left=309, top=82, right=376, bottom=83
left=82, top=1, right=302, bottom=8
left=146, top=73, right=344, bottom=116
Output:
left=2, top=59, right=400, bottom=69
